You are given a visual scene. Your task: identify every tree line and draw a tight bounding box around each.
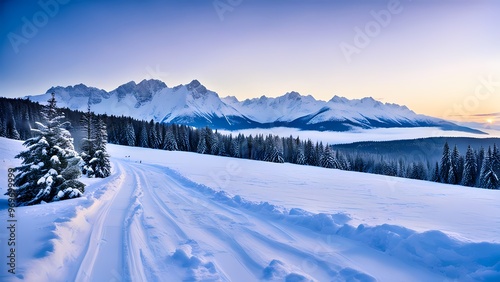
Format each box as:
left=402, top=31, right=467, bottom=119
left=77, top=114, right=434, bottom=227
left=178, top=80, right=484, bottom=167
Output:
left=1, top=97, right=498, bottom=194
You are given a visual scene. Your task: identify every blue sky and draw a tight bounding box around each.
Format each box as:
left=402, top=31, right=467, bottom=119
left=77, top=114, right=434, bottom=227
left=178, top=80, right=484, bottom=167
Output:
left=1, top=0, right=499, bottom=123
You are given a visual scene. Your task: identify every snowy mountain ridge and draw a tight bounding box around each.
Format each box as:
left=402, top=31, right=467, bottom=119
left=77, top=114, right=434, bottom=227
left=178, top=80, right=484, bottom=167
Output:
left=27, top=79, right=483, bottom=133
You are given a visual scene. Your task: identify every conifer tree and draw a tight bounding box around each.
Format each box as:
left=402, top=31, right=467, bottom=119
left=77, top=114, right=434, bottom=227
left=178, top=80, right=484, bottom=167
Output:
left=479, top=147, right=499, bottom=189
left=230, top=137, right=240, bottom=158
left=449, top=145, right=460, bottom=184
left=10, top=93, right=85, bottom=206
left=492, top=144, right=500, bottom=179
left=264, top=135, right=284, bottom=163
left=80, top=102, right=95, bottom=176
left=148, top=119, right=160, bottom=149
left=124, top=121, right=136, bottom=146
left=89, top=116, right=111, bottom=178
left=196, top=133, right=207, bottom=154
left=440, top=142, right=451, bottom=183
left=320, top=145, right=339, bottom=169
left=431, top=162, right=440, bottom=182
left=295, top=148, right=306, bottom=165
left=476, top=147, right=485, bottom=185
left=462, top=145, right=477, bottom=187
left=164, top=127, right=178, bottom=151
left=304, top=139, right=315, bottom=166
left=6, top=104, right=20, bottom=140
left=138, top=123, right=149, bottom=148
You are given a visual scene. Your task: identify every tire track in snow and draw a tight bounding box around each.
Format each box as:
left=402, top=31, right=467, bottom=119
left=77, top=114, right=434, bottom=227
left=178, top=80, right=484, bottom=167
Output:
left=132, top=165, right=231, bottom=281
left=74, top=161, right=138, bottom=282
left=122, top=169, right=153, bottom=282
left=133, top=164, right=344, bottom=281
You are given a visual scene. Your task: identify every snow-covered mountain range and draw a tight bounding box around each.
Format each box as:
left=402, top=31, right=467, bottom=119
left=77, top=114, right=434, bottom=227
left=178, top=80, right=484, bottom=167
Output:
left=26, top=79, right=483, bottom=133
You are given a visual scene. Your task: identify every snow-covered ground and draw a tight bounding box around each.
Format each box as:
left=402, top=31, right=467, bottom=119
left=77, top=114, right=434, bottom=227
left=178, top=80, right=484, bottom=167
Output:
left=1, top=137, right=499, bottom=281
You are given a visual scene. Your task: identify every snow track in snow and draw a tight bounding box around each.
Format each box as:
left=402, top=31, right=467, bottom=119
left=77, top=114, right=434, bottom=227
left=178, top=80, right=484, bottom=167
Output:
left=52, top=159, right=445, bottom=281
left=74, top=161, right=138, bottom=281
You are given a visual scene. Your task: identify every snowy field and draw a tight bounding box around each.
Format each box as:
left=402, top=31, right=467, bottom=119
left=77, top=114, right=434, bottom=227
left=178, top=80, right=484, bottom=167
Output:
left=1, top=137, right=499, bottom=281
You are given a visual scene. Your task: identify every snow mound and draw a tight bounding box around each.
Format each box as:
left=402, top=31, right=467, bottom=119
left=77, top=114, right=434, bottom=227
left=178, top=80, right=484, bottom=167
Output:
left=337, top=224, right=500, bottom=280
left=338, top=267, right=377, bottom=282
left=169, top=242, right=221, bottom=281
left=262, top=259, right=313, bottom=281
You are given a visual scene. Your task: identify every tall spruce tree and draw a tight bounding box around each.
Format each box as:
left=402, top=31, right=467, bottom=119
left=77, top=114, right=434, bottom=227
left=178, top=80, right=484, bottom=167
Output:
left=148, top=119, right=160, bottom=149
left=476, top=147, right=485, bottom=186
left=263, top=135, right=284, bottom=163
left=138, top=123, right=149, bottom=148
left=80, top=102, right=95, bottom=176
left=164, top=127, right=178, bottom=151
left=10, top=93, right=85, bottom=206
left=479, top=147, right=499, bottom=189
left=124, top=121, right=136, bottom=146
left=320, top=145, right=340, bottom=169
left=89, top=116, right=111, bottom=178
left=440, top=142, right=451, bottom=183
left=448, top=145, right=460, bottom=184
left=462, top=145, right=477, bottom=187
left=492, top=144, right=500, bottom=180
left=431, top=162, right=440, bottom=182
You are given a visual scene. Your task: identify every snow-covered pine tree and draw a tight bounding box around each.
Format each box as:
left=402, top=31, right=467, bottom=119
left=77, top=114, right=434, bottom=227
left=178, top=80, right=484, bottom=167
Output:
left=409, top=162, right=426, bottom=180
left=148, top=119, right=160, bottom=149
left=448, top=145, right=460, bottom=184
left=476, top=147, right=485, bottom=186
left=457, top=155, right=465, bottom=182
left=263, top=135, right=284, bottom=163
left=230, top=137, right=240, bottom=158
left=493, top=144, right=500, bottom=180
left=0, top=117, right=5, bottom=137
left=164, top=127, right=178, bottom=151
left=440, top=142, right=451, bottom=183
left=89, top=116, right=111, bottom=178
left=6, top=104, right=20, bottom=140
left=197, top=134, right=207, bottom=154
left=138, top=123, right=149, bottom=148
left=178, top=125, right=190, bottom=152
left=124, top=121, right=136, bottom=146
left=447, top=164, right=456, bottom=185
left=337, top=151, right=351, bottom=171
left=320, top=145, right=339, bottom=169
left=210, top=133, right=219, bottom=155
left=295, top=148, right=306, bottom=165
left=316, top=142, right=324, bottom=165
left=19, top=109, right=32, bottom=140
left=11, top=93, right=85, bottom=206
left=80, top=102, right=95, bottom=176
left=479, top=146, right=499, bottom=189
left=353, top=155, right=364, bottom=172
left=462, top=145, right=477, bottom=187
left=304, top=139, right=315, bottom=166
left=217, top=137, right=226, bottom=156
left=431, top=162, right=440, bottom=182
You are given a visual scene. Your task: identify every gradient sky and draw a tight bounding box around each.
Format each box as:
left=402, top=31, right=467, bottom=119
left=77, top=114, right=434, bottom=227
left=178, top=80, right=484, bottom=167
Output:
left=1, top=0, right=499, bottom=123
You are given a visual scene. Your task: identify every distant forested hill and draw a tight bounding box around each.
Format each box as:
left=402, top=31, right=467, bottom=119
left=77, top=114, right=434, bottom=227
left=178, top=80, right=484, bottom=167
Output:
left=332, top=137, right=500, bottom=163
